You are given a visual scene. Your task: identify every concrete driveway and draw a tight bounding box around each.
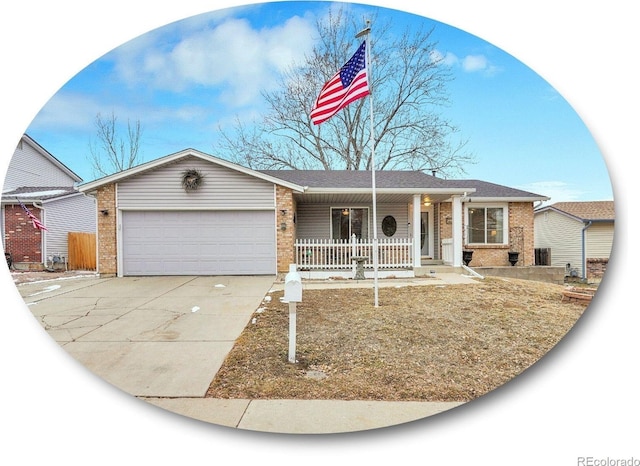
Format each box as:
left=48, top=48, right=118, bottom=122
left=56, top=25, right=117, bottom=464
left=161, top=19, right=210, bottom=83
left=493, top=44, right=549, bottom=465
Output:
left=18, top=275, right=276, bottom=398
left=16, top=273, right=467, bottom=433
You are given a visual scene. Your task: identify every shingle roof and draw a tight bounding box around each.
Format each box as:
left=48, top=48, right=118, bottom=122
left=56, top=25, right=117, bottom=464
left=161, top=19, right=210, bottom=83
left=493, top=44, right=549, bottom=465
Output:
left=259, top=170, right=454, bottom=189
left=2, top=186, right=79, bottom=201
left=541, top=201, right=615, bottom=221
left=448, top=179, right=548, bottom=199
left=260, top=170, right=548, bottom=199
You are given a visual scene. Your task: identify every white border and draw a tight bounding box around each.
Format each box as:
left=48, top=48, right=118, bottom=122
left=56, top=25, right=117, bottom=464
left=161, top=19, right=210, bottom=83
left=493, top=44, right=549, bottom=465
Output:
left=1, top=1, right=634, bottom=464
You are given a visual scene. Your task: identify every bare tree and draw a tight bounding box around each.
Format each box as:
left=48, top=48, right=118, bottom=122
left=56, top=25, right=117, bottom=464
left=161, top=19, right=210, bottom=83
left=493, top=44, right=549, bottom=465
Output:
left=216, top=8, right=475, bottom=176
left=88, top=111, right=143, bottom=177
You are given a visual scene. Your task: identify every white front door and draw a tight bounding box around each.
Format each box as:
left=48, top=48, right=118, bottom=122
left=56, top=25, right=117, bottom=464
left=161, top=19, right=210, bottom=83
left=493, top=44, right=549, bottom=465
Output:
left=420, top=207, right=433, bottom=258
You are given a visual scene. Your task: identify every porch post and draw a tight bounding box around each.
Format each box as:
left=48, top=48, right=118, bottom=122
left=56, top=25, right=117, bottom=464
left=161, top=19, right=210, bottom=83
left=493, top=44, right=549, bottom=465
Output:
left=452, top=195, right=463, bottom=267
left=412, top=194, right=421, bottom=267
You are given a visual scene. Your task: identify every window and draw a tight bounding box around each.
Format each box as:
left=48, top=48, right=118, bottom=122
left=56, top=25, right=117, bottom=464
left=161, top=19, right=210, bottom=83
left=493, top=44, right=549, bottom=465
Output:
left=331, top=208, right=369, bottom=240
left=381, top=215, right=397, bottom=237
left=466, top=205, right=507, bottom=244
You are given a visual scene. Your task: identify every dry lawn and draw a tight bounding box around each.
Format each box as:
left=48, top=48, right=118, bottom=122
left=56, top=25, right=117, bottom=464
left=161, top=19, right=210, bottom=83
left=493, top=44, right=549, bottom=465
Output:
left=206, top=277, right=589, bottom=402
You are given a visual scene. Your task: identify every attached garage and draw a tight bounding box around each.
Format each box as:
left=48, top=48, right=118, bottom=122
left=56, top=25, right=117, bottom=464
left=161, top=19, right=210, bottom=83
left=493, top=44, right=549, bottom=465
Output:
left=122, top=210, right=276, bottom=276
left=79, top=149, right=303, bottom=277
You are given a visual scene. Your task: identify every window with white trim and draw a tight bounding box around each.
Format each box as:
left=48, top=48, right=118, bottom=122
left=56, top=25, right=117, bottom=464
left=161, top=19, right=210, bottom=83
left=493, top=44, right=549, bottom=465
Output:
left=466, top=204, right=508, bottom=245
left=331, top=208, right=369, bottom=240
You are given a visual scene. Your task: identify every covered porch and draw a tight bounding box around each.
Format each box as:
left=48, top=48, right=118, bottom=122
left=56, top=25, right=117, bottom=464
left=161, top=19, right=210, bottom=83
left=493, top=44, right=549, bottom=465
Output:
left=291, top=191, right=470, bottom=279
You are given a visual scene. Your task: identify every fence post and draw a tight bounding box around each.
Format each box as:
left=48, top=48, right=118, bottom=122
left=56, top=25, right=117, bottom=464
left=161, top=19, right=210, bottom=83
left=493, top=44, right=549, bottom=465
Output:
left=351, top=234, right=357, bottom=275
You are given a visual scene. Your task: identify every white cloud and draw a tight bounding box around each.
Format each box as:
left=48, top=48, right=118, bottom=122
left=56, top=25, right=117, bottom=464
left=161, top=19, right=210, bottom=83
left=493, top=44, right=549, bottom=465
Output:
left=517, top=180, right=586, bottom=205
left=27, top=92, right=102, bottom=131
left=28, top=90, right=208, bottom=134
left=462, top=54, right=488, bottom=72
left=112, top=15, right=316, bottom=107
left=432, top=49, right=459, bottom=67
left=435, top=49, right=499, bottom=75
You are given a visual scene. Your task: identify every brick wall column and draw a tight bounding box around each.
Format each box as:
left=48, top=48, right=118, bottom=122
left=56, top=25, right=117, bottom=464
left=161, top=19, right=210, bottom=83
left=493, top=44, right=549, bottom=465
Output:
left=275, top=186, right=296, bottom=273
left=96, top=184, right=117, bottom=276
left=509, top=202, right=535, bottom=266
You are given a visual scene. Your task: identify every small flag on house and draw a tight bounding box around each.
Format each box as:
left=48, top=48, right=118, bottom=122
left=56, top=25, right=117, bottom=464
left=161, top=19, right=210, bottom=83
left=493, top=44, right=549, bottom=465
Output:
left=310, top=41, right=370, bottom=125
left=18, top=199, right=48, bottom=231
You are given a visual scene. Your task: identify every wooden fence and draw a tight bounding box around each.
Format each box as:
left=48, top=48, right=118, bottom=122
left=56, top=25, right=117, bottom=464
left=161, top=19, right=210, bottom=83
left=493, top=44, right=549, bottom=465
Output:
left=535, top=248, right=551, bottom=266
left=68, top=232, right=96, bottom=270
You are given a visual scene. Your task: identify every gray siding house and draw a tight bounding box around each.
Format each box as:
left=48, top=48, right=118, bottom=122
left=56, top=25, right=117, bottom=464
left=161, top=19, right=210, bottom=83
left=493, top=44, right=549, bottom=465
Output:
left=534, top=201, right=615, bottom=281
left=2, top=134, right=96, bottom=269
left=79, top=148, right=549, bottom=278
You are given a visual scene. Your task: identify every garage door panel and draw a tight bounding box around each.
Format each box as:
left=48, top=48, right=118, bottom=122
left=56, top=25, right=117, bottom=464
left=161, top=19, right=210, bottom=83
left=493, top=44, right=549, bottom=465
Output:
left=122, top=211, right=276, bottom=276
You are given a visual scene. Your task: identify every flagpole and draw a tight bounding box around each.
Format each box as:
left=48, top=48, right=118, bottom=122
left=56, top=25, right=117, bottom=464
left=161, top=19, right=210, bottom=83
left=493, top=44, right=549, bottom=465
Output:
left=356, top=21, right=379, bottom=307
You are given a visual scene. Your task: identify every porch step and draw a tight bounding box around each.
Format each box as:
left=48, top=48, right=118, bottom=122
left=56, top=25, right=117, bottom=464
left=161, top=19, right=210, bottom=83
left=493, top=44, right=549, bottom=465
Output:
left=414, top=265, right=462, bottom=276
left=421, top=259, right=444, bottom=266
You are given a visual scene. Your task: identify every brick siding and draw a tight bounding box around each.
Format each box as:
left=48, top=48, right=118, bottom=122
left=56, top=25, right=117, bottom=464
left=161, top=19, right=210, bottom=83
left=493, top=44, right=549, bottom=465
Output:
left=587, top=258, right=608, bottom=280
left=438, top=201, right=535, bottom=266
left=3, top=203, right=44, bottom=268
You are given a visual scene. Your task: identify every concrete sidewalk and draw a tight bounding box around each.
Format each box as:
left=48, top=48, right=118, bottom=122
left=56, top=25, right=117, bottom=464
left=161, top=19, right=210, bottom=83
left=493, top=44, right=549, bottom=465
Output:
left=17, top=272, right=474, bottom=434
left=144, top=397, right=464, bottom=434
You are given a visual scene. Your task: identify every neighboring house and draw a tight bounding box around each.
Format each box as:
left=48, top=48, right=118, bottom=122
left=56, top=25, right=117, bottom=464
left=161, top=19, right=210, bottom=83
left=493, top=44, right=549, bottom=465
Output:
left=534, top=201, right=615, bottom=281
left=78, top=148, right=549, bottom=278
left=2, top=134, right=96, bottom=270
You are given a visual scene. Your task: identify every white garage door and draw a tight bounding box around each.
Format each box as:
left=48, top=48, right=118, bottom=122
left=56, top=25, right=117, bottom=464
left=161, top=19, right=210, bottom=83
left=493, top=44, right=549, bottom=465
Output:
left=122, top=210, right=276, bottom=276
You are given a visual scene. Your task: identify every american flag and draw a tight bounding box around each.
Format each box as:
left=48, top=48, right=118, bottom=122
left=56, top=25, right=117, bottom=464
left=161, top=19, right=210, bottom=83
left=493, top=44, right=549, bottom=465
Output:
left=18, top=200, right=48, bottom=231
left=310, top=41, right=370, bottom=125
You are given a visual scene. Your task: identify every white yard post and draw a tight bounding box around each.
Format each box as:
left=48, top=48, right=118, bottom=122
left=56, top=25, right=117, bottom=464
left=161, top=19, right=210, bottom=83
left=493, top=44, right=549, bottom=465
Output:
left=288, top=302, right=297, bottom=363
left=284, top=264, right=302, bottom=363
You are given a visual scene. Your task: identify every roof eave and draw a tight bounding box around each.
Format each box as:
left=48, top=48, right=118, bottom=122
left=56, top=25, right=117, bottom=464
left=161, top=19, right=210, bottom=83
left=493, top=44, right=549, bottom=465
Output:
left=534, top=206, right=613, bottom=222
left=302, top=187, right=477, bottom=195
left=79, top=148, right=305, bottom=193
left=469, top=196, right=550, bottom=203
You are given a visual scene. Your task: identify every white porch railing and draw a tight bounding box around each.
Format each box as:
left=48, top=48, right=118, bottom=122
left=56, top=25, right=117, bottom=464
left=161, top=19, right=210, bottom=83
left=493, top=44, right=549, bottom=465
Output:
left=295, top=235, right=413, bottom=270
left=442, top=238, right=453, bottom=265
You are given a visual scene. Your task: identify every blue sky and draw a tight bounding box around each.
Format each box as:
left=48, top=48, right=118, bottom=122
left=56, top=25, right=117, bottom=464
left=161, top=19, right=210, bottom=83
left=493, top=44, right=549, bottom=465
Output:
left=15, top=1, right=612, bottom=204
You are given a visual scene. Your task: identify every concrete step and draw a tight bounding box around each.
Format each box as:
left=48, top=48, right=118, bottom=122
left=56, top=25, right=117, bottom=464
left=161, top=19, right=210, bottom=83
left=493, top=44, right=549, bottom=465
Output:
left=414, top=265, right=462, bottom=276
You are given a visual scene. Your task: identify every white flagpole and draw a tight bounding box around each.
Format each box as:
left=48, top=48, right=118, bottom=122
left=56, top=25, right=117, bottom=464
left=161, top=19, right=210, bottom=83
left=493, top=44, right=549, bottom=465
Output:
left=357, top=21, right=379, bottom=307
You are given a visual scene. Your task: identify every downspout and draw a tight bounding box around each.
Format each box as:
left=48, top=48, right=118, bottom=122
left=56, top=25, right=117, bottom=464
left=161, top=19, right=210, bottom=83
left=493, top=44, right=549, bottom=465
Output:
left=32, top=200, right=47, bottom=268
left=581, top=220, right=593, bottom=281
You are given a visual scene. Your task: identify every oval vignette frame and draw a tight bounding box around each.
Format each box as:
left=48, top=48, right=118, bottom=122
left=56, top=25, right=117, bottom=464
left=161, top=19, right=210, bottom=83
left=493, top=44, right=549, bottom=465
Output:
left=0, top=0, right=620, bottom=452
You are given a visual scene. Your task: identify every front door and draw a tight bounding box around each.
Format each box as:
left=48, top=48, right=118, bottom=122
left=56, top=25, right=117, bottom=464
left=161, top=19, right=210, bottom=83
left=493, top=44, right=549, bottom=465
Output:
left=420, top=209, right=433, bottom=258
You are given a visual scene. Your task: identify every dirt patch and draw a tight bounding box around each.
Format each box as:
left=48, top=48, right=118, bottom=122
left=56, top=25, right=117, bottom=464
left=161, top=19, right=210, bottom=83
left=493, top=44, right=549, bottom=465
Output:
left=10, top=270, right=97, bottom=285
left=206, top=277, right=589, bottom=402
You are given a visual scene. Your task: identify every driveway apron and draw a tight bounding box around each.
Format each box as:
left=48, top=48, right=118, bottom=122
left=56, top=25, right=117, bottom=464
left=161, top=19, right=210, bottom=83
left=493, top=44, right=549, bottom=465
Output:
left=19, top=275, right=276, bottom=398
